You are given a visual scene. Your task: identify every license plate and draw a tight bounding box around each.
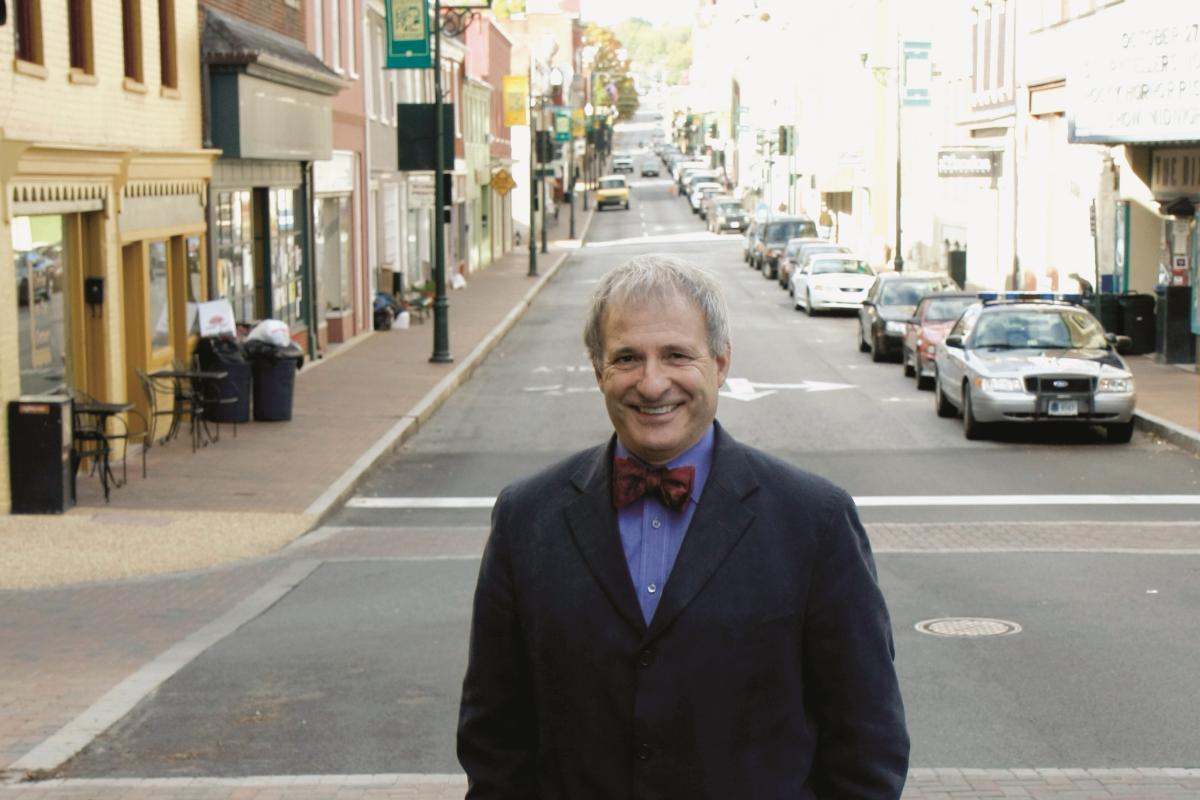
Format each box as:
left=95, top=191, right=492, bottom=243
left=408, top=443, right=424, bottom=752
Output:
left=730, top=221, right=740, bottom=227
left=1048, top=400, right=1078, bottom=416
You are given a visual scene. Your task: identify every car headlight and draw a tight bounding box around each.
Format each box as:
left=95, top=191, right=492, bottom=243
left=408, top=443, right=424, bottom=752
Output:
left=1098, top=377, right=1133, bottom=393
left=978, top=377, right=1024, bottom=393
left=884, top=321, right=905, bottom=335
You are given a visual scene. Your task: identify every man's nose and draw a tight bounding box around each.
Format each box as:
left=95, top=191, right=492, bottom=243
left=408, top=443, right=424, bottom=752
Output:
left=636, top=358, right=670, bottom=398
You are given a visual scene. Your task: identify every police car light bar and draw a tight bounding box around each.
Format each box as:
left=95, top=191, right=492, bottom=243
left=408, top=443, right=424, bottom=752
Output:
left=978, top=291, right=1084, bottom=305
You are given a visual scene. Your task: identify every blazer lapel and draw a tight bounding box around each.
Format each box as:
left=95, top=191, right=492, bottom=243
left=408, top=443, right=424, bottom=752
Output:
left=645, top=424, right=758, bottom=641
left=564, top=439, right=647, bottom=635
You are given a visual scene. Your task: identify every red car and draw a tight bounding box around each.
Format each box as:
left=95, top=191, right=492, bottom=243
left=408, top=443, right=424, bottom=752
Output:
left=903, top=292, right=979, bottom=389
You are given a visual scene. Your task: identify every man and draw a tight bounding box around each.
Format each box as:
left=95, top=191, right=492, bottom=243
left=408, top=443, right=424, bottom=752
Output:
left=458, top=254, right=909, bottom=798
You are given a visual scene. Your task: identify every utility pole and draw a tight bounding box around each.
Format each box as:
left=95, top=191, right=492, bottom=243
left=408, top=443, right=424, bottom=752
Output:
left=430, top=0, right=452, bottom=362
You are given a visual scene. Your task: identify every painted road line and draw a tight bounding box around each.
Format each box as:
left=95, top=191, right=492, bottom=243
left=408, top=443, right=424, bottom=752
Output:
left=345, top=494, right=1200, bottom=510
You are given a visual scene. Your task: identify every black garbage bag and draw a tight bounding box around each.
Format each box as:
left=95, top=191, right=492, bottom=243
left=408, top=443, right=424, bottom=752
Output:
left=244, top=340, right=305, bottom=421
left=195, top=336, right=252, bottom=424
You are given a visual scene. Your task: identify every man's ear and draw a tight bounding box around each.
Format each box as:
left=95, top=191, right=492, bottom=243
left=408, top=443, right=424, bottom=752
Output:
left=715, top=343, right=732, bottom=384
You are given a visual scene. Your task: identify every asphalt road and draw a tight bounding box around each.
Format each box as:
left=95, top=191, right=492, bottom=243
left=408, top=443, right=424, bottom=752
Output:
left=58, top=119, right=1200, bottom=778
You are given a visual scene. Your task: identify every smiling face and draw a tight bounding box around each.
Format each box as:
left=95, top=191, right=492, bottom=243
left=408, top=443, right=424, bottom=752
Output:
left=595, top=292, right=731, bottom=465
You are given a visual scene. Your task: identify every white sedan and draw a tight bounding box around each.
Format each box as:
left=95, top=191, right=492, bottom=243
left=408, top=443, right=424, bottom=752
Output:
left=792, top=254, right=876, bottom=313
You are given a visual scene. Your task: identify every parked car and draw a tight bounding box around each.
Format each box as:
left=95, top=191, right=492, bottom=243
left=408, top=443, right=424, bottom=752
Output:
left=780, top=239, right=851, bottom=291
left=612, top=154, right=635, bottom=174
left=755, top=216, right=819, bottom=278
left=903, top=292, right=981, bottom=389
left=932, top=297, right=1136, bottom=442
left=680, top=169, right=720, bottom=197
left=709, top=199, right=749, bottom=233
left=743, top=220, right=763, bottom=263
left=792, top=254, right=876, bottom=314
left=689, top=182, right=723, bottom=213
left=641, top=158, right=660, bottom=177
left=595, top=174, right=631, bottom=210
left=858, top=271, right=958, bottom=362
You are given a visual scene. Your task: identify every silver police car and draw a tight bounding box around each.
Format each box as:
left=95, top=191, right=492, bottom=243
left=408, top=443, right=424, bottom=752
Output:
left=932, top=296, right=1136, bottom=442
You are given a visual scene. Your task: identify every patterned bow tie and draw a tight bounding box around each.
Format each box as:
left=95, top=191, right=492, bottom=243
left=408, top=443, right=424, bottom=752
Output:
left=612, top=457, right=695, bottom=512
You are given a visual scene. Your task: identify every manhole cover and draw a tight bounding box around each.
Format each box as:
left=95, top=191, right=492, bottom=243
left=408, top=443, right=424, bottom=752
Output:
left=915, top=617, right=1022, bottom=637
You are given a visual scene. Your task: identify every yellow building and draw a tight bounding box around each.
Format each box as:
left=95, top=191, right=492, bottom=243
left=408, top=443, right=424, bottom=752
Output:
left=2, top=0, right=215, bottom=511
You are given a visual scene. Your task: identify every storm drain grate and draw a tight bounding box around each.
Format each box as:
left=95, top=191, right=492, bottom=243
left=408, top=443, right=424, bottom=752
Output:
left=915, top=617, right=1022, bottom=638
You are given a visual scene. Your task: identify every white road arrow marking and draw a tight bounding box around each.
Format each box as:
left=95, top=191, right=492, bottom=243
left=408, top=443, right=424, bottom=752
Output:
left=720, top=377, right=856, bottom=401
left=720, top=377, right=777, bottom=402
left=531, top=366, right=553, bottom=373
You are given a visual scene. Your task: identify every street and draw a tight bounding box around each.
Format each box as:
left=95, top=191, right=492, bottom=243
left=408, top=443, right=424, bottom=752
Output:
left=40, top=122, right=1200, bottom=791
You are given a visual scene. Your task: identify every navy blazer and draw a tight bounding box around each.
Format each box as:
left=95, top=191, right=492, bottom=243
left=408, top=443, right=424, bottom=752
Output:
left=458, top=423, right=909, bottom=799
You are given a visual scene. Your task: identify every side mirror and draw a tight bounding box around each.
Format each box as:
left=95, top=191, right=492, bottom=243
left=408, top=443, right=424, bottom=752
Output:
left=944, top=335, right=964, bottom=348
left=1110, top=334, right=1132, bottom=354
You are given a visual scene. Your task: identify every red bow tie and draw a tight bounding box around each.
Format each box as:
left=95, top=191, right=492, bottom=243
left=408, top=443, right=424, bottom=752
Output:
left=612, top=457, right=695, bottom=512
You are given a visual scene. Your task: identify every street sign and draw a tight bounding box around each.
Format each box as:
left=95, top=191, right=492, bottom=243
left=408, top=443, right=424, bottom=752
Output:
left=535, top=167, right=556, bottom=178
left=383, top=0, right=432, bottom=69
left=902, top=41, right=932, bottom=107
left=490, top=169, right=515, bottom=196
left=553, top=112, right=571, bottom=142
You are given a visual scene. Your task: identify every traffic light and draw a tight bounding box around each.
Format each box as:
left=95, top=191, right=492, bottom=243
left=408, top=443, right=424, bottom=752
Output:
left=778, top=125, right=792, bottom=155
left=536, top=130, right=554, bottom=163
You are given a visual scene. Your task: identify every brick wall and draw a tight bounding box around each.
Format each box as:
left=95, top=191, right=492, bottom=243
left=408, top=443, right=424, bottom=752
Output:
left=200, top=0, right=304, bottom=41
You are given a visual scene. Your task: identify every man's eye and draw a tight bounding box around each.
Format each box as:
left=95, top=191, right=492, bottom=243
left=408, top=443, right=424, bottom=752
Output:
left=613, top=354, right=636, bottom=364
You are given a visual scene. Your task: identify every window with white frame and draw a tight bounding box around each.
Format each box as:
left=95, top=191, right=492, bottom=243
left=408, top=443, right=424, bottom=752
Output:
left=345, top=0, right=357, bottom=77
left=314, top=0, right=324, bottom=59
left=370, top=24, right=382, bottom=118
left=331, top=0, right=342, bottom=72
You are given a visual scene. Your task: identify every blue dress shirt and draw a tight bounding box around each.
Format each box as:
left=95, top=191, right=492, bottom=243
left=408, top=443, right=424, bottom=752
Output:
left=615, top=425, right=715, bottom=624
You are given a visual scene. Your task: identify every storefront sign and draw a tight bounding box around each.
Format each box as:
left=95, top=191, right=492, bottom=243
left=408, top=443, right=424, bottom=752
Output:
left=503, top=75, right=528, bottom=127
left=490, top=169, right=515, bottom=196
left=1151, top=148, right=1200, bottom=198
left=314, top=151, right=356, bottom=195
left=553, top=111, right=571, bottom=142
left=384, top=0, right=432, bottom=69
left=937, top=150, right=1001, bottom=179
left=408, top=174, right=435, bottom=206
left=1067, top=1, right=1200, bottom=143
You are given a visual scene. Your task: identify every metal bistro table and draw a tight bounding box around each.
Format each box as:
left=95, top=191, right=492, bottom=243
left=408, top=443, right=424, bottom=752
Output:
left=146, top=368, right=229, bottom=451
left=73, top=401, right=136, bottom=502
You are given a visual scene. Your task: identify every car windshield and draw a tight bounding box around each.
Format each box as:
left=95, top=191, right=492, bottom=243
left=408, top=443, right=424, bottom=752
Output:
left=801, top=244, right=846, bottom=261
left=767, top=220, right=818, bottom=242
left=599, top=178, right=626, bottom=189
left=812, top=259, right=873, bottom=275
left=924, top=296, right=978, bottom=321
left=718, top=203, right=742, bottom=214
left=971, top=309, right=1107, bottom=349
left=880, top=280, right=940, bottom=306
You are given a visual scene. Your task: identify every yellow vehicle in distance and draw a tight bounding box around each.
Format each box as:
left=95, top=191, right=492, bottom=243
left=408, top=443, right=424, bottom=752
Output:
left=595, top=174, right=631, bottom=211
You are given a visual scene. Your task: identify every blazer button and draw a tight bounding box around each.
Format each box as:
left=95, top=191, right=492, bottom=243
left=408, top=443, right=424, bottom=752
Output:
left=637, top=743, right=653, bottom=761
left=637, top=647, right=655, bottom=668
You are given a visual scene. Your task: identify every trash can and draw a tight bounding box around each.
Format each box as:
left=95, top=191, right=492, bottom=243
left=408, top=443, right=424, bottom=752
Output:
left=8, top=396, right=75, bottom=514
left=1117, top=293, right=1156, bottom=355
left=1155, top=285, right=1195, bottom=364
left=195, top=336, right=251, bottom=424
left=245, top=340, right=305, bottom=421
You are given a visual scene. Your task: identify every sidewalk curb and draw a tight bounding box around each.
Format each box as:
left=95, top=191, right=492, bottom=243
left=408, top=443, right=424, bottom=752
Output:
left=1134, top=409, right=1200, bottom=456
left=303, top=213, right=594, bottom=524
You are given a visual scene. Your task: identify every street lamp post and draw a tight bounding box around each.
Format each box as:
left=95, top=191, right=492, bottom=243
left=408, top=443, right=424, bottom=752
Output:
left=430, top=0, right=452, bottom=362
left=528, top=60, right=537, bottom=277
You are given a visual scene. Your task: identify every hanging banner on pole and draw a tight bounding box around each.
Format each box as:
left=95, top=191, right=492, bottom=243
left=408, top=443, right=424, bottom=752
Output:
left=901, top=41, right=932, bottom=107
left=384, top=0, right=433, bottom=69
left=503, top=75, right=529, bottom=126
left=572, top=108, right=585, bottom=138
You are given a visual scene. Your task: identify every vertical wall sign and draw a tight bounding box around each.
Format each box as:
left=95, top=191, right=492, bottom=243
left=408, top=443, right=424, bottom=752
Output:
left=902, top=41, right=932, bottom=107
left=503, top=75, right=529, bottom=126
left=385, top=0, right=433, bottom=69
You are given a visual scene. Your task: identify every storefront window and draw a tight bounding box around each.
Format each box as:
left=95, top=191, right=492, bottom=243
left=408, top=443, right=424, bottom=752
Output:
left=148, top=240, right=170, bottom=351
left=215, top=190, right=255, bottom=323
left=13, top=215, right=69, bottom=395
left=185, top=235, right=202, bottom=334
left=270, top=188, right=304, bottom=329
left=315, top=195, right=354, bottom=320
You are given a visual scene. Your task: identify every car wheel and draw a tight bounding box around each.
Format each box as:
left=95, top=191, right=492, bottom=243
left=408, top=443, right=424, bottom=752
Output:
left=934, top=370, right=957, bottom=417
left=805, top=291, right=816, bottom=316
left=962, top=385, right=988, bottom=440
left=1106, top=420, right=1135, bottom=444
left=624, top=201, right=630, bottom=210
left=903, top=348, right=916, bottom=378
left=916, top=362, right=934, bottom=391
left=871, top=332, right=887, bottom=363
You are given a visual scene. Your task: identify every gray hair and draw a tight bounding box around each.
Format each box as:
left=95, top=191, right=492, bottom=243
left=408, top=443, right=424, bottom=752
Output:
left=583, top=254, right=731, bottom=370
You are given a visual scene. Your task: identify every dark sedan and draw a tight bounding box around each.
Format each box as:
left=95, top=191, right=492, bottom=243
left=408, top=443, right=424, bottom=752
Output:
left=858, top=272, right=958, bottom=363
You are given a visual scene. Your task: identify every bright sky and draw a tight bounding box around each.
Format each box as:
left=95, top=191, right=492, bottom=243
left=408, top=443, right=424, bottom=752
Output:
left=577, top=0, right=698, bottom=27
